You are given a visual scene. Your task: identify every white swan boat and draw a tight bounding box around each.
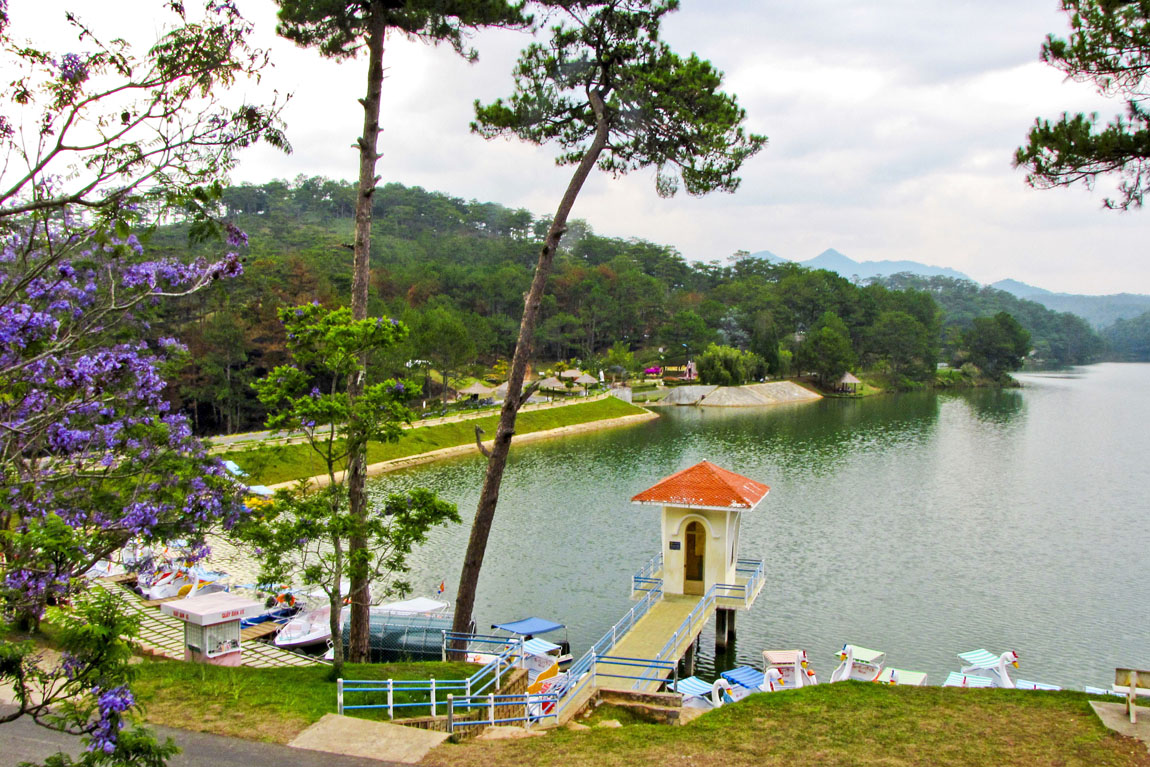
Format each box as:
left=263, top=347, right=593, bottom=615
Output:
left=722, top=649, right=817, bottom=692
left=830, top=644, right=886, bottom=682
left=956, top=649, right=1059, bottom=690
left=830, top=644, right=927, bottom=686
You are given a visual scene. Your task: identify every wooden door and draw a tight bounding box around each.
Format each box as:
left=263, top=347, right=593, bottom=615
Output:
left=684, top=521, right=705, bottom=595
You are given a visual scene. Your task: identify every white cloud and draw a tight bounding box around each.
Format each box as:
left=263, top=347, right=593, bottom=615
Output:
left=7, top=0, right=1149, bottom=294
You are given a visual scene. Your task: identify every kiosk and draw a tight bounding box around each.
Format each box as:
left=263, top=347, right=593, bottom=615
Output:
left=161, top=592, right=262, bottom=666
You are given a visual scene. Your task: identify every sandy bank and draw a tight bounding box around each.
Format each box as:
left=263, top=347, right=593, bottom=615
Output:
left=266, top=409, right=660, bottom=492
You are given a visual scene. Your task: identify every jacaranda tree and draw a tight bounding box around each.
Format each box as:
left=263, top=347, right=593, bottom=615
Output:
left=0, top=1, right=287, bottom=762
left=451, top=0, right=767, bottom=647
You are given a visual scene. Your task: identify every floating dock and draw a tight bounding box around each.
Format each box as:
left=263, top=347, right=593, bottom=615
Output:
left=96, top=580, right=323, bottom=668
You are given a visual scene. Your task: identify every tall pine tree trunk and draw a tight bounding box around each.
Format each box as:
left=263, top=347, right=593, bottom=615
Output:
left=347, top=8, right=386, bottom=664
left=451, top=93, right=608, bottom=650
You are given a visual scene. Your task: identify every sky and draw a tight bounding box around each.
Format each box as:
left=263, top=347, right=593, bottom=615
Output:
left=11, top=0, right=1150, bottom=295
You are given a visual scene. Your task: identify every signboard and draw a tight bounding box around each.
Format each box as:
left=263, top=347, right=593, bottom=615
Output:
left=669, top=541, right=681, bottom=550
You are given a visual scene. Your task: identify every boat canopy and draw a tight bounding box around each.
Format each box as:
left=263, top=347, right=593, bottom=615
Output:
left=376, top=597, right=449, bottom=615
left=524, top=637, right=561, bottom=655
left=492, top=617, right=565, bottom=636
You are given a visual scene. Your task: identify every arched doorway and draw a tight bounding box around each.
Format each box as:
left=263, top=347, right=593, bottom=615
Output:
left=684, top=520, right=705, bottom=595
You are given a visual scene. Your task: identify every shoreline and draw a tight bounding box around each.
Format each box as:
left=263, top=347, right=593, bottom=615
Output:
left=265, top=409, right=660, bottom=492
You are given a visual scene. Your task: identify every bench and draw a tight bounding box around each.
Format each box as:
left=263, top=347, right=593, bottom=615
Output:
left=1115, top=668, right=1150, bottom=723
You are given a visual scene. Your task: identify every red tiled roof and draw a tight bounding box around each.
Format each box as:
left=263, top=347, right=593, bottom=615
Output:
left=631, top=461, right=770, bottom=510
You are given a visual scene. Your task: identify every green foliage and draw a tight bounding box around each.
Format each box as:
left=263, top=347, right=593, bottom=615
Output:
left=696, top=344, right=764, bottom=386
left=867, top=310, right=935, bottom=380
left=275, top=0, right=529, bottom=61
left=1016, top=0, right=1150, bottom=208
left=472, top=0, right=765, bottom=197
left=877, top=274, right=1103, bottom=366
left=963, top=312, right=1032, bottom=380
left=1101, top=309, right=1150, bottom=359
left=796, top=312, right=856, bottom=383
left=1, top=589, right=179, bottom=766
left=236, top=304, right=457, bottom=675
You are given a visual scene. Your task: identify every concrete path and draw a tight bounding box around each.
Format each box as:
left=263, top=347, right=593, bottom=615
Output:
left=1091, top=701, right=1150, bottom=752
left=0, top=706, right=400, bottom=767
left=290, top=714, right=448, bottom=764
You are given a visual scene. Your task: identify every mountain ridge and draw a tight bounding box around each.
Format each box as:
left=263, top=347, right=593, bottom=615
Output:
left=749, top=248, right=1149, bottom=328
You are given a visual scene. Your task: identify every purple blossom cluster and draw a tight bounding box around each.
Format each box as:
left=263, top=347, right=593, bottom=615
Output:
left=89, top=685, right=134, bottom=754
left=57, top=53, right=87, bottom=84
left=1, top=217, right=249, bottom=626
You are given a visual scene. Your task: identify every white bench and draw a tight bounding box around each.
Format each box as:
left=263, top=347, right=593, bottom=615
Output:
left=1115, top=668, right=1150, bottom=723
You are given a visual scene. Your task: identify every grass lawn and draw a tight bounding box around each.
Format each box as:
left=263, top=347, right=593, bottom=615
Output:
left=221, top=396, right=647, bottom=485
left=132, top=659, right=480, bottom=744
left=424, top=683, right=1150, bottom=767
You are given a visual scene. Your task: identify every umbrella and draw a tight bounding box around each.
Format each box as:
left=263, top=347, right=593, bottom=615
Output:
left=560, top=369, right=582, bottom=379
left=537, top=376, right=566, bottom=390
left=575, top=373, right=598, bottom=385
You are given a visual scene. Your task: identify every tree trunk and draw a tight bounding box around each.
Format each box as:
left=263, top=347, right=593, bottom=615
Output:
left=450, top=93, right=609, bottom=651
left=329, top=538, right=344, bottom=679
left=347, top=8, right=386, bottom=664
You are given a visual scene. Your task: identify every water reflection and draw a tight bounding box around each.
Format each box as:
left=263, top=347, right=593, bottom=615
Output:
left=370, top=365, right=1150, bottom=690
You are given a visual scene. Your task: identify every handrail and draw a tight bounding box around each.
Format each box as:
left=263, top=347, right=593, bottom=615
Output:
left=552, top=582, right=664, bottom=720
left=445, top=691, right=562, bottom=732
left=339, top=638, right=523, bottom=718
left=631, top=552, right=663, bottom=593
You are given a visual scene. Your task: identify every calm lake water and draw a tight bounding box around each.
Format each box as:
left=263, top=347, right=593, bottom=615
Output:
left=368, top=363, right=1150, bottom=689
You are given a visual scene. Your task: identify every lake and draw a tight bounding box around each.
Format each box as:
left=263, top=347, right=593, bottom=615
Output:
left=368, top=363, right=1150, bottom=689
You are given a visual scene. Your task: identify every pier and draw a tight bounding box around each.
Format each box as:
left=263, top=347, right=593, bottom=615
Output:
left=96, top=580, right=323, bottom=669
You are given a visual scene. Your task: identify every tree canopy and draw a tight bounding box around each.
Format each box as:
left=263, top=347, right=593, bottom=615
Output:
left=1016, top=0, right=1150, bottom=208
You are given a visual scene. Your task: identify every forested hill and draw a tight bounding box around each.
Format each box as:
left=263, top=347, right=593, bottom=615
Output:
left=874, top=274, right=1104, bottom=366
left=151, top=177, right=1104, bottom=434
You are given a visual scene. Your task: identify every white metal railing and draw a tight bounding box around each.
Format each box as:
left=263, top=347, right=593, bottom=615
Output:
left=631, top=551, right=663, bottom=594
left=338, top=637, right=523, bottom=718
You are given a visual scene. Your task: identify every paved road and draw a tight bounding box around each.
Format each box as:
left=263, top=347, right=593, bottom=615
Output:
left=0, top=708, right=402, bottom=767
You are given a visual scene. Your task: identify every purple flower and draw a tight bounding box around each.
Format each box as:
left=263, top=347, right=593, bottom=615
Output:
left=58, top=53, right=87, bottom=84
left=224, top=222, right=248, bottom=248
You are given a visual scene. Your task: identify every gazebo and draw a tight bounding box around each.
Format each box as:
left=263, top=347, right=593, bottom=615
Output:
left=837, top=372, right=861, bottom=394
left=458, top=381, right=494, bottom=399
left=575, top=373, right=598, bottom=393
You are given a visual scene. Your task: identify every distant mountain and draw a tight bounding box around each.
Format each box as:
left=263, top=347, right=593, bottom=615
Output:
left=749, top=247, right=1150, bottom=328
left=991, top=279, right=1150, bottom=328
left=745, top=249, right=788, bottom=264
left=748, top=247, right=973, bottom=283
left=990, top=279, right=1052, bottom=298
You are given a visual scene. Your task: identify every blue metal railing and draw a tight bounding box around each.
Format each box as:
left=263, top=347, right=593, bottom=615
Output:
left=552, top=581, right=664, bottom=721
left=338, top=636, right=524, bottom=719
left=445, top=691, right=561, bottom=731
left=631, top=552, right=663, bottom=594
left=594, top=655, right=676, bottom=688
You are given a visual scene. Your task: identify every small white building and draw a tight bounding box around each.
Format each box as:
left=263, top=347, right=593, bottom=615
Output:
left=631, top=460, right=769, bottom=597
left=162, top=592, right=263, bottom=666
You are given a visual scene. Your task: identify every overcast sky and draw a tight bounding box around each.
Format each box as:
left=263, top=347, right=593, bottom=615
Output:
left=13, top=0, right=1149, bottom=294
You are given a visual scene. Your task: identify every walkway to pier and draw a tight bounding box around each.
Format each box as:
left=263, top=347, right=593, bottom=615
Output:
left=96, top=581, right=323, bottom=669
left=594, top=595, right=712, bottom=692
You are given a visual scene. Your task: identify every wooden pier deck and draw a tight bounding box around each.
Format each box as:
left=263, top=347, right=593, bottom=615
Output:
left=95, top=580, right=323, bottom=668
left=595, top=594, right=714, bottom=693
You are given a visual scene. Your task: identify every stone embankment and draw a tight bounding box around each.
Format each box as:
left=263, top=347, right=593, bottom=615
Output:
left=652, top=381, right=820, bottom=407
